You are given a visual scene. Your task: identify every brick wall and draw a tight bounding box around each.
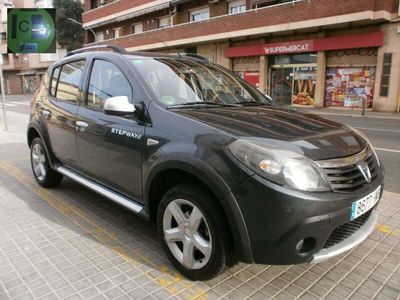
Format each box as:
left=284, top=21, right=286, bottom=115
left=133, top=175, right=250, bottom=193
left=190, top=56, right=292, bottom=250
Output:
left=83, top=0, right=159, bottom=23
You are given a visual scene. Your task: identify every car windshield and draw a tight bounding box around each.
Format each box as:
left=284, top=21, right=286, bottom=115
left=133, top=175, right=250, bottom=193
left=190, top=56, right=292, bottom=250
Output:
left=128, top=56, right=271, bottom=107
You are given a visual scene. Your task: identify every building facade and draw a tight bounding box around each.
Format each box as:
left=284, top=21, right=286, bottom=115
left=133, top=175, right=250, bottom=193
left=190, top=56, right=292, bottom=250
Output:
left=0, top=0, right=66, bottom=94
left=82, top=0, right=400, bottom=112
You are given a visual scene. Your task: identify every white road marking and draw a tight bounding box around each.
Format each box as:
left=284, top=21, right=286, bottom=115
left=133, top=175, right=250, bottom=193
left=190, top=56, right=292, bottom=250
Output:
left=9, top=101, right=30, bottom=105
left=375, top=148, right=400, bottom=154
left=356, top=127, right=400, bottom=134
left=0, top=103, right=18, bottom=107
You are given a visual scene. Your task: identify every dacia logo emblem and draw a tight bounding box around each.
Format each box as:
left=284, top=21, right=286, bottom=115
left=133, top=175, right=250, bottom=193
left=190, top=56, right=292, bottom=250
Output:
left=357, top=161, right=371, bottom=183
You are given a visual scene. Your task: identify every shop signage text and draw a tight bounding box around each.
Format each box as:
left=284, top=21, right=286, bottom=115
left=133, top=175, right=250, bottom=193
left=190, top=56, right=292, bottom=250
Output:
left=225, top=32, right=384, bottom=58
left=264, top=41, right=313, bottom=55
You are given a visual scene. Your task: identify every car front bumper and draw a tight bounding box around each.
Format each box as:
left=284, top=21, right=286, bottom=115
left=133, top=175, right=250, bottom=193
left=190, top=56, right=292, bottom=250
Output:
left=231, top=169, right=384, bottom=265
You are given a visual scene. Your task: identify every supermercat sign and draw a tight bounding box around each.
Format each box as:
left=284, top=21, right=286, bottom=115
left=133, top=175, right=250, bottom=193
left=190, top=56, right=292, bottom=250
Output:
left=225, top=32, right=384, bottom=58
left=263, top=40, right=313, bottom=55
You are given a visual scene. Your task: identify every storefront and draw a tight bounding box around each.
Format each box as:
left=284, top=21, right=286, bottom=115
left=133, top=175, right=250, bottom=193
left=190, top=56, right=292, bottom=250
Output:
left=232, top=56, right=260, bottom=89
left=225, top=32, right=384, bottom=109
left=269, top=53, right=317, bottom=106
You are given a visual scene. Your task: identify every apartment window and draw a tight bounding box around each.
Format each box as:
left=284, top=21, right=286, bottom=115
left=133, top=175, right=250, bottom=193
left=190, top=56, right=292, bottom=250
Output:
left=95, top=32, right=104, bottom=42
left=380, top=53, right=392, bottom=97
left=132, top=23, right=143, bottom=34
left=252, top=0, right=294, bottom=9
left=40, top=53, right=58, bottom=62
left=229, top=0, right=246, bottom=14
left=158, top=16, right=171, bottom=28
left=90, top=0, right=98, bottom=9
left=190, top=8, right=209, bottom=22
left=113, top=28, right=120, bottom=39
left=35, top=0, right=53, bottom=8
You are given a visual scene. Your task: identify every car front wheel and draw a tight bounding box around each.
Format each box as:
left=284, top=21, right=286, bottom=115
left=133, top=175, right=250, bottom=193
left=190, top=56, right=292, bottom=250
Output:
left=157, top=183, right=233, bottom=280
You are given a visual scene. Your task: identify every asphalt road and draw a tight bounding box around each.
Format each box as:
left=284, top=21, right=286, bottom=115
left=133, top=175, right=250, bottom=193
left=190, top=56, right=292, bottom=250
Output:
left=2, top=95, right=399, bottom=193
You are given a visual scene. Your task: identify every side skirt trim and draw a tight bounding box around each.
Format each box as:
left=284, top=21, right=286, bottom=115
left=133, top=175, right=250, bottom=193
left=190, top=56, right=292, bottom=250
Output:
left=57, top=166, right=144, bottom=214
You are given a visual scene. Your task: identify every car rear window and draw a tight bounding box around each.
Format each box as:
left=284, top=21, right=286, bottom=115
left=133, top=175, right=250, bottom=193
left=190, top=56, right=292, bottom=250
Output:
left=56, top=60, right=86, bottom=102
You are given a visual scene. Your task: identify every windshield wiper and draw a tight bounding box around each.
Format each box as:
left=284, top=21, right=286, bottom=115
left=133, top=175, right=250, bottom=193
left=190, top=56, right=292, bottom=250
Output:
left=168, top=102, right=239, bottom=108
left=235, top=101, right=270, bottom=106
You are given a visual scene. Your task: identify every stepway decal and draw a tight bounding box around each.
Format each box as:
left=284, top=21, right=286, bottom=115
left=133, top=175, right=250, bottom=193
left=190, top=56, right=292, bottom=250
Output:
left=7, top=8, right=56, bottom=53
left=111, top=128, right=142, bottom=140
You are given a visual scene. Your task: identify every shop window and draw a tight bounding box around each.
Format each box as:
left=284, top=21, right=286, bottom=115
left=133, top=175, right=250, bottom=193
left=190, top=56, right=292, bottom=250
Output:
left=190, top=8, right=210, bottom=22
left=158, top=16, right=171, bottom=28
left=380, top=53, right=392, bottom=97
left=269, top=53, right=317, bottom=65
left=325, top=67, right=376, bottom=108
left=236, top=71, right=260, bottom=89
left=132, top=23, right=143, bottom=34
left=229, top=1, right=246, bottom=14
left=270, top=66, right=316, bottom=106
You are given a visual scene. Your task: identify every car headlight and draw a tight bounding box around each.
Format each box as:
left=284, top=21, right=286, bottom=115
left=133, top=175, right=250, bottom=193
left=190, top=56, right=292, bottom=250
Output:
left=346, top=126, right=380, bottom=166
left=228, top=138, right=331, bottom=192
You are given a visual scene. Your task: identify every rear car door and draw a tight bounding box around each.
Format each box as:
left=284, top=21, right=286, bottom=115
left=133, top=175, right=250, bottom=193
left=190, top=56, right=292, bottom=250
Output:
left=44, top=59, right=85, bottom=167
left=75, top=58, right=145, bottom=201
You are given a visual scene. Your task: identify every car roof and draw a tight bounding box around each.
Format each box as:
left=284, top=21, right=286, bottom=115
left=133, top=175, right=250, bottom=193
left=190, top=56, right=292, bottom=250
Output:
left=50, top=45, right=209, bottom=71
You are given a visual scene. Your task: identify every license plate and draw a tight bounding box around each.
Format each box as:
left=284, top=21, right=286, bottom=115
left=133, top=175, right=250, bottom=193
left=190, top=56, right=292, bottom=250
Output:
left=350, top=186, right=381, bottom=221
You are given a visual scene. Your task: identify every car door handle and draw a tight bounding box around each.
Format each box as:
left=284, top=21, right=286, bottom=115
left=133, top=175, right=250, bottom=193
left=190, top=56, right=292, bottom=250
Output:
left=42, top=109, right=51, bottom=120
left=75, top=121, right=88, bottom=132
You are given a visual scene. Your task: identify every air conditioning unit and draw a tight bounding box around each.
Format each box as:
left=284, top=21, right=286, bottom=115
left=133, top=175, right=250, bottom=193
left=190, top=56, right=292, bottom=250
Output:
left=209, top=0, right=220, bottom=4
left=99, top=0, right=106, bottom=6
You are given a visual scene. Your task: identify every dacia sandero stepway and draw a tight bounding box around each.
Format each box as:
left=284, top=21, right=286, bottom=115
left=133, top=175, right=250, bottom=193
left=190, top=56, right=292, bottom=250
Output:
left=27, top=45, right=384, bottom=280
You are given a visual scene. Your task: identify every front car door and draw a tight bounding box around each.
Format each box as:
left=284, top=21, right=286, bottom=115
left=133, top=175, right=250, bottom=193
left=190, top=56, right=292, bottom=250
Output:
left=75, top=58, right=145, bottom=201
left=43, top=59, right=86, bottom=167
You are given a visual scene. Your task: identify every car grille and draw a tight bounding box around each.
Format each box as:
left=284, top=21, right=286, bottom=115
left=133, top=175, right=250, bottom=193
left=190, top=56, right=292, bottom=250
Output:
left=323, top=209, right=373, bottom=249
left=320, top=151, right=379, bottom=193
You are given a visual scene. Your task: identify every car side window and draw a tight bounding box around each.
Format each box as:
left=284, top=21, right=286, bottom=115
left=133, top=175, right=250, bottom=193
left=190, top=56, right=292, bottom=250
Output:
left=87, top=60, right=132, bottom=110
left=49, top=66, right=61, bottom=97
left=55, top=60, right=85, bottom=102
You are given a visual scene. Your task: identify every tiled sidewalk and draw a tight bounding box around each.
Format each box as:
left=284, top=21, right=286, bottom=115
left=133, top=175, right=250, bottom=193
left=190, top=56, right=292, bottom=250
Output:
left=0, top=158, right=399, bottom=300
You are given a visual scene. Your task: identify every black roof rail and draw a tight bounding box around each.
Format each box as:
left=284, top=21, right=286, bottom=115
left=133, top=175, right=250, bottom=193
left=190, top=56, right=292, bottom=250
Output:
left=66, top=45, right=128, bottom=57
left=179, top=53, right=208, bottom=61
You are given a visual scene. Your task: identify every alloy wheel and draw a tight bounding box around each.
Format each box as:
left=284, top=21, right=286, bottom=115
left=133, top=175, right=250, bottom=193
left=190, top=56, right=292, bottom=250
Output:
left=31, top=143, right=46, bottom=181
left=163, top=199, right=212, bottom=270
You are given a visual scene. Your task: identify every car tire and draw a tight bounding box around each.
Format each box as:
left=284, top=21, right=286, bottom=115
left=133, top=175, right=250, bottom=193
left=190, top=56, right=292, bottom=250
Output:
left=30, top=138, right=63, bottom=187
left=157, top=183, right=233, bottom=281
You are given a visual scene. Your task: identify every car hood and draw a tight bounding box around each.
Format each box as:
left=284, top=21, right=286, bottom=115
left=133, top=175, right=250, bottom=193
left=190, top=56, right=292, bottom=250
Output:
left=171, top=105, right=367, bottom=161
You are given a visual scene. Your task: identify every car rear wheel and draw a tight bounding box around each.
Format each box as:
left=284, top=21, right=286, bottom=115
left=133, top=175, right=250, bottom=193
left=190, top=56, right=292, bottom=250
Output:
left=157, top=183, right=233, bottom=280
left=30, top=138, right=63, bottom=187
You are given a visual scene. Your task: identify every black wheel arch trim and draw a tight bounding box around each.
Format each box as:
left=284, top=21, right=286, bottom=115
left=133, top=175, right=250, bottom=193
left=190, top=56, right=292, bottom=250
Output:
left=27, top=123, right=58, bottom=170
left=144, top=153, right=253, bottom=263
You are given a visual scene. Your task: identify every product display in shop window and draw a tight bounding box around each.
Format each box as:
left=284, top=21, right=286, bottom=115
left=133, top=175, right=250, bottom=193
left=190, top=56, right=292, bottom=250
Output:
left=292, top=67, right=317, bottom=106
left=325, top=67, right=375, bottom=108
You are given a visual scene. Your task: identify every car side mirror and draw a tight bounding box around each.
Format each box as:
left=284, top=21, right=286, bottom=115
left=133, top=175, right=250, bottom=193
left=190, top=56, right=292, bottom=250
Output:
left=104, top=96, right=136, bottom=116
